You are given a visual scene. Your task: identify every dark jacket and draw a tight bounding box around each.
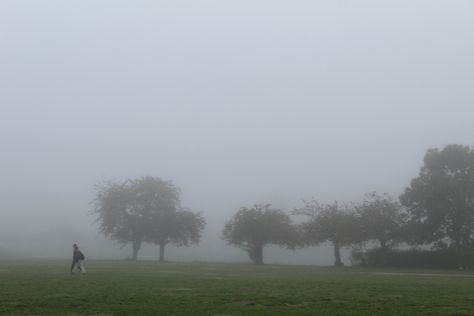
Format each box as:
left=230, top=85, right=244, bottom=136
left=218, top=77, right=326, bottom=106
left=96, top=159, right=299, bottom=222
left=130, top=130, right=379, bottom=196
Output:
left=73, top=249, right=85, bottom=263
left=71, top=249, right=85, bottom=271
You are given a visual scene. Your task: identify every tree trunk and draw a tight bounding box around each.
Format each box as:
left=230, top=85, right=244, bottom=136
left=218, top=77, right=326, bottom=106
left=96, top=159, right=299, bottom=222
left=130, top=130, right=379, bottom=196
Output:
left=248, top=245, right=264, bottom=265
left=380, top=240, right=387, bottom=252
left=159, top=242, right=166, bottom=262
left=455, top=236, right=463, bottom=269
left=333, top=241, right=343, bottom=266
left=132, top=240, right=141, bottom=261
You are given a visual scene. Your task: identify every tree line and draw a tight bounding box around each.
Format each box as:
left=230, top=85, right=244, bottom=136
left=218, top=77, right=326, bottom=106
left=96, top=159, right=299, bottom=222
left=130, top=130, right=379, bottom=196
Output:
left=93, top=144, right=474, bottom=268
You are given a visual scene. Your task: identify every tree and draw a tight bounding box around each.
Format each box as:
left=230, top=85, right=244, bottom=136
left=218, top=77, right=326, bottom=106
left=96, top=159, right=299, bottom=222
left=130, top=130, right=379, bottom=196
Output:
left=152, top=207, right=206, bottom=262
left=355, top=192, right=406, bottom=251
left=400, top=145, right=474, bottom=267
left=222, top=204, right=297, bottom=265
left=295, top=201, right=361, bottom=266
left=93, top=179, right=148, bottom=260
left=93, top=176, right=206, bottom=261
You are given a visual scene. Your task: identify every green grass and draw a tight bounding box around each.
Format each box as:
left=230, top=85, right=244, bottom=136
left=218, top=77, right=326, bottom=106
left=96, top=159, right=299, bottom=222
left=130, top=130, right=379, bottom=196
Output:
left=1, top=260, right=474, bottom=315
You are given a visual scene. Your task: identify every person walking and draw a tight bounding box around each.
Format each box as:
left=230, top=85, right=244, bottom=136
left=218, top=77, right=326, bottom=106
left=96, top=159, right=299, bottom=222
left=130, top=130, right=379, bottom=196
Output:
left=71, top=243, right=86, bottom=274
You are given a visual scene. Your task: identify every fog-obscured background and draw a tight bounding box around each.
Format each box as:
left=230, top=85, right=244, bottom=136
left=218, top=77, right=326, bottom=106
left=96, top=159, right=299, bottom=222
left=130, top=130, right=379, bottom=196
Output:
left=1, top=0, right=473, bottom=264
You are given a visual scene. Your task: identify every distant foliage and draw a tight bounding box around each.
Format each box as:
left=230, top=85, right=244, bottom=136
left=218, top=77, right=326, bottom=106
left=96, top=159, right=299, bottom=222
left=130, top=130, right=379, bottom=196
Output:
left=295, top=201, right=362, bottom=266
left=400, top=144, right=474, bottom=267
left=93, top=176, right=206, bottom=261
left=91, top=143, right=474, bottom=269
left=222, top=204, right=297, bottom=264
left=355, top=192, right=406, bottom=251
left=352, top=248, right=474, bottom=269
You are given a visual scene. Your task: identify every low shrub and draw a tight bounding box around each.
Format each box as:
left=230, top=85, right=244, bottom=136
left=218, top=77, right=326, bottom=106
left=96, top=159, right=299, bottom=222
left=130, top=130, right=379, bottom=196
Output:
left=352, top=248, right=474, bottom=269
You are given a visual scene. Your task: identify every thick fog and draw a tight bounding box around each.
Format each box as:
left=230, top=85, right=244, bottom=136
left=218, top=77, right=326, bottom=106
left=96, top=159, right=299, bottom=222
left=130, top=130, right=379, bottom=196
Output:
left=1, top=0, right=473, bottom=264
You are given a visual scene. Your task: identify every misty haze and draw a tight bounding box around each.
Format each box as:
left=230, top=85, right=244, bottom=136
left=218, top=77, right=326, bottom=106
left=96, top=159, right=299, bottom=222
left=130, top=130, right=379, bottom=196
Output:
left=1, top=1, right=474, bottom=315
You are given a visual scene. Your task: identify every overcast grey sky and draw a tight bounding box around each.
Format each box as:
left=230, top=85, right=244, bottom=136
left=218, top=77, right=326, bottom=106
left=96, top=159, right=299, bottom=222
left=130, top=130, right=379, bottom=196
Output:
left=1, top=1, right=473, bottom=263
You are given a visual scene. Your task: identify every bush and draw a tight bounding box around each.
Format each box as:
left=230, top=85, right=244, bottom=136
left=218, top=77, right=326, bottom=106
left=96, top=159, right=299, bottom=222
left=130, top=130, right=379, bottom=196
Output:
left=352, top=248, right=474, bottom=269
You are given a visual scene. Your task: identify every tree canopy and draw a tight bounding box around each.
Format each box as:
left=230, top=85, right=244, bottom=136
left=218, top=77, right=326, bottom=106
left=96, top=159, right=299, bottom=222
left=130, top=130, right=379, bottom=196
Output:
left=355, top=192, right=406, bottom=251
left=222, top=204, right=297, bottom=264
left=295, top=200, right=361, bottom=266
left=93, top=176, right=206, bottom=261
left=400, top=145, right=474, bottom=265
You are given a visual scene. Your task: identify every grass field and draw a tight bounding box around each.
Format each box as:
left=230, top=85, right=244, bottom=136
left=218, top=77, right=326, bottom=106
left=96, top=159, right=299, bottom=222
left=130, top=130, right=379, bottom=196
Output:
left=1, top=260, right=474, bottom=315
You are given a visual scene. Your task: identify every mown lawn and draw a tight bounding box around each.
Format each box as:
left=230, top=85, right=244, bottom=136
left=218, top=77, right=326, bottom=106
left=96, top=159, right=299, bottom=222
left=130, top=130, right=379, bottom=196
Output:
left=0, top=260, right=473, bottom=315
